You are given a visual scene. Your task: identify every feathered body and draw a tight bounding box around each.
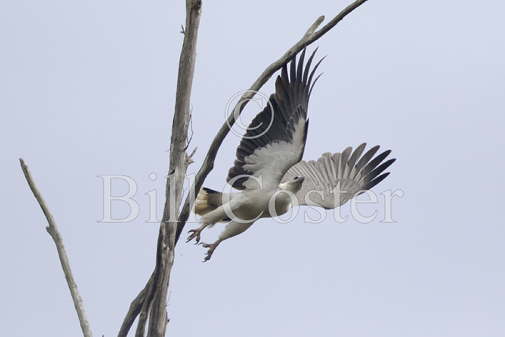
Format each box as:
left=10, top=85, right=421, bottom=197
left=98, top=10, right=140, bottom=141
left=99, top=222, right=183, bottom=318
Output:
left=195, top=178, right=304, bottom=224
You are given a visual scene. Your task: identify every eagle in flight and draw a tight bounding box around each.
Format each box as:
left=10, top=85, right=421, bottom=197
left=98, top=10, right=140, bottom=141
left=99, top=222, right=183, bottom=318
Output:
left=187, top=49, right=395, bottom=261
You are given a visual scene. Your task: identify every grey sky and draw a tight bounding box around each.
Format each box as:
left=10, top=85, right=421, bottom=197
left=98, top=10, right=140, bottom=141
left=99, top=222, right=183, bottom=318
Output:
left=2, top=0, right=504, bottom=336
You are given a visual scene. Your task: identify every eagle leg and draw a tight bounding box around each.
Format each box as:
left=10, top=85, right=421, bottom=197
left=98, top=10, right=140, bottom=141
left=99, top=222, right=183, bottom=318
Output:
left=186, top=223, right=209, bottom=244
left=199, top=221, right=254, bottom=261
left=201, top=241, right=221, bottom=262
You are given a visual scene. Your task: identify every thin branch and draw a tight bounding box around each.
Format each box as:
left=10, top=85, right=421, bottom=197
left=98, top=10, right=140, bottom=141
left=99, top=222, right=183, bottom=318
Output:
left=19, top=159, right=93, bottom=337
left=309, top=0, right=369, bottom=42
left=175, top=0, right=369, bottom=241
left=117, top=274, right=152, bottom=337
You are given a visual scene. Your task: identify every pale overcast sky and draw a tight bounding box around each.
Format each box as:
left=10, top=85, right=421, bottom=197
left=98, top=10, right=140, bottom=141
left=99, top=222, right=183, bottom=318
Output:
left=2, top=1, right=504, bottom=336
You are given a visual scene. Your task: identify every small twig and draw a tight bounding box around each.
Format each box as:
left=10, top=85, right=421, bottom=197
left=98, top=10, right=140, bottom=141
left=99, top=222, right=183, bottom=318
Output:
left=185, top=147, right=198, bottom=165
left=189, top=147, right=198, bottom=159
left=180, top=25, right=185, bottom=34
left=19, top=159, right=93, bottom=337
left=183, top=107, right=194, bottom=151
left=304, top=15, right=325, bottom=38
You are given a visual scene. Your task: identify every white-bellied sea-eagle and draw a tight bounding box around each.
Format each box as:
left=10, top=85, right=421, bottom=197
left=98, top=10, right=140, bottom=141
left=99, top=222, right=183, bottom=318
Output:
left=187, top=49, right=395, bottom=261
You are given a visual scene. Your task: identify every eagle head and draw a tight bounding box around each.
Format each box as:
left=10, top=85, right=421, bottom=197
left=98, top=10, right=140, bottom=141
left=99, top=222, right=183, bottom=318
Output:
left=279, top=176, right=305, bottom=193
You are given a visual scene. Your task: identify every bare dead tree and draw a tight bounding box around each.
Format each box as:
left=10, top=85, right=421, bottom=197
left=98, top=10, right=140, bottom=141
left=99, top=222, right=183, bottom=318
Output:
left=19, top=1, right=369, bottom=337
left=120, top=1, right=370, bottom=336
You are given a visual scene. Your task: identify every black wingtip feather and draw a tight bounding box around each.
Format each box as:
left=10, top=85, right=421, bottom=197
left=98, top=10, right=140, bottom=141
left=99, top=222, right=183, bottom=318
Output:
left=289, top=53, right=297, bottom=83
left=355, top=145, right=380, bottom=173
left=307, top=56, right=325, bottom=90
left=297, top=49, right=306, bottom=80
left=364, top=172, right=391, bottom=190
left=309, top=72, right=323, bottom=96
left=365, top=158, right=396, bottom=181
left=363, top=149, right=392, bottom=175
left=303, top=48, right=319, bottom=84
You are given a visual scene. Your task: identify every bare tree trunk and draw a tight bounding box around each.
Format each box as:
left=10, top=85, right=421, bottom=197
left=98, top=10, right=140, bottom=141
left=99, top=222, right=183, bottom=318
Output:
left=134, top=1, right=202, bottom=336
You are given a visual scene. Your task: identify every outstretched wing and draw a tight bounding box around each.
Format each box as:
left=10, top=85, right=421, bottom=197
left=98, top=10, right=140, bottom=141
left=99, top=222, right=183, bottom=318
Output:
left=227, top=49, right=323, bottom=190
left=282, top=143, right=395, bottom=208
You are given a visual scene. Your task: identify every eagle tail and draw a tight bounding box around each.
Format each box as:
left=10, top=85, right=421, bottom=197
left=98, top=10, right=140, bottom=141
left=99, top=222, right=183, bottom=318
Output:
left=194, top=187, right=223, bottom=216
